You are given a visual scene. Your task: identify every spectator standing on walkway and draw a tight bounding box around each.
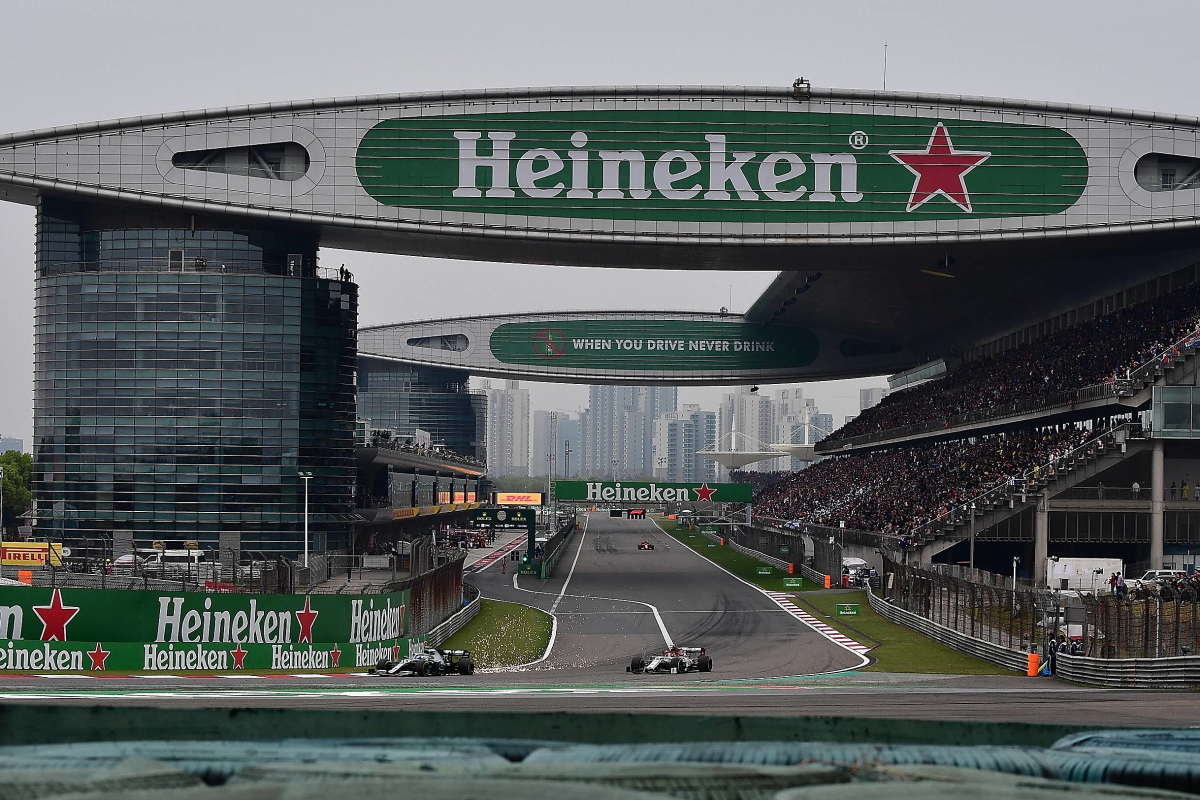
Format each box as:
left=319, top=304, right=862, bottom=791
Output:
left=1109, top=572, right=1118, bottom=594
left=1132, top=480, right=1141, bottom=498
left=1171, top=482, right=1178, bottom=500
left=1097, top=481, right=1105, bottom=500
left=1117, top=573, right=1127, bottom=596
left=1184, top=478, right=1191, bottom=502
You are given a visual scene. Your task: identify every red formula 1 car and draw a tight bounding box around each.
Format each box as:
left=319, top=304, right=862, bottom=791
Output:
left=638, top=541, right=654, bottom=550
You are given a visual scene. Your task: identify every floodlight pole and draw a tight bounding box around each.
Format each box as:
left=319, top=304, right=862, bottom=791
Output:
left=299, top=471, right=313, bottom=568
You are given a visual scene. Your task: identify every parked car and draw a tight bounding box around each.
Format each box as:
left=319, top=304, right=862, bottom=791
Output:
left=1125, top=570, right=1186, bottom=590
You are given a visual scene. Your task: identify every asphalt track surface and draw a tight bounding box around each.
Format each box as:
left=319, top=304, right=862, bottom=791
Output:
left=1, top=514, right=1199, bottom=724
left=483, top=514, right=866, bottom=679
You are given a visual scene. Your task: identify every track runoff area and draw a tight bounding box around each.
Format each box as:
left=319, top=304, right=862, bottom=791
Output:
left=1, top=513, right=1192, bottom=723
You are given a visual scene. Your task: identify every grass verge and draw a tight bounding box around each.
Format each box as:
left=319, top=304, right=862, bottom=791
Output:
left=795, top=590, right=1011, bottom=674
left=655, top=516, right=820, bottom=593
left=441, top=599, right=553, bottom=669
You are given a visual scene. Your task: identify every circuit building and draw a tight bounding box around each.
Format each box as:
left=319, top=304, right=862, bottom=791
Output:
left=5, top=84, right=1200, bottom=562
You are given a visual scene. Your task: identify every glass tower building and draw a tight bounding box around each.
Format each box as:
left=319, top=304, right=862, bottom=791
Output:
left=357, top=356, right=485, bottom=462
left=33, top=198, right=357, bottom=559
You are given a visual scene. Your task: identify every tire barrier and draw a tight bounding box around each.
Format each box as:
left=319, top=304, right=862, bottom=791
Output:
left=523, top=735, right=1200, bottom=796
left=427, top=583, right=481, bottom=648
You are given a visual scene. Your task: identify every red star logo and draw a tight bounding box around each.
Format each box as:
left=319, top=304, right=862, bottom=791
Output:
left=890, top=123, right=990, bottom=212
left=393, top=644, right=401, bottom=661
left=230, top=643, right=248, bottom=669
left=295, top=596, right=318, bottom=644
left=87, top=642, right=110, bottom=671
left=330, top=645, right=341, bottom=668
left=694, top=483, right=716, bottom=502
left=33, top=589, right=79, bottom=642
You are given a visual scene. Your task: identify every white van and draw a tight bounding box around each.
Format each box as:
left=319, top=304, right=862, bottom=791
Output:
left=142, top=549, right=211, bottom=579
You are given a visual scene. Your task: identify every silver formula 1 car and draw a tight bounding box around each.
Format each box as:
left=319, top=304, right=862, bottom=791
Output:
left=372, top=647, right=475, bottom=676
left=628, top=645, right=712, bottom=674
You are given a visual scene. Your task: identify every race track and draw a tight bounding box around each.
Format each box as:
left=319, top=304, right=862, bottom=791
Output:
left=478, top=513, right=866, bottom=680
left=3, top=514, right=1200, bottom=724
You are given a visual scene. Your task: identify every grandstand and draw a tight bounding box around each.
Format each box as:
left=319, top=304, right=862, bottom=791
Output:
left=754, top=264, right=1200, bottom=585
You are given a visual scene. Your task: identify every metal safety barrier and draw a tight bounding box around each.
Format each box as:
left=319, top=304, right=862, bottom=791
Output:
left=1055, top=652, right=1200, bottom=688
left=867, top=586, right=1029, bottom=673
left=427, top=583, right=481, bottom=648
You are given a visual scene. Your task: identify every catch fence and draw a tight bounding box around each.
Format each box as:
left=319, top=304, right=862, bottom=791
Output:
left=0, top=551, right=293, bottom=594
left=1078, top=589, right=1200, bottom=658
left=882, top=557, right=1056, bottom=654
left=382, top=554, right=466, bottom=636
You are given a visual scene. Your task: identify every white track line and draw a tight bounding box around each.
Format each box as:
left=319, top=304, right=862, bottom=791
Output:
left=651, top=517, right=870, bottom=671
left=512, top=514, right=673, bottom=651
left=550, top=514, right=589, bottom=613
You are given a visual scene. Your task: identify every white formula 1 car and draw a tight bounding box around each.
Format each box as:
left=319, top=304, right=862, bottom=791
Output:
left=371, top=647, right=475, bottom=676
left=628, top=646, right=712, bottom=674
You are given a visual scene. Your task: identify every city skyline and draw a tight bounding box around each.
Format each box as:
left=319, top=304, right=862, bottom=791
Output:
left=486, top=380, right=870, bottom=479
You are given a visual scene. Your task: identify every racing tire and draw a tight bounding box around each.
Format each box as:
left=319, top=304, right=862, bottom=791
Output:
left=698, top=655, right=712, bottom=673
left=458, top=658, right=474, bottom=676
left=675, top=658, right=687, bottom=675
left=418, top=661, right=431, bottom=677
left=376, top=658, right=392, bottom=673
left=630, top=656, right=644, bottom=673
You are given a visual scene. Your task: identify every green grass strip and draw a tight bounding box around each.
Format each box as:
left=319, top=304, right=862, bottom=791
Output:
left=795, top=590, right=1011, bottom=675
left=655, top=517, right=819, bottom=593
left=442, top=599, right=553, bottom=669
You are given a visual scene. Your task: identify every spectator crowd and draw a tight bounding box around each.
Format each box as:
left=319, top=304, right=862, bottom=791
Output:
left=753, top=425, right=1098, bottom=534
left=829, top=283, right=1200, bottom=443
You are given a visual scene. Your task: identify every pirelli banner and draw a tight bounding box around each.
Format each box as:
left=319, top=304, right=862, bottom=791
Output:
left=0, top=586, right=417, bottom=673
left=553, top=480, right=752, bottom=504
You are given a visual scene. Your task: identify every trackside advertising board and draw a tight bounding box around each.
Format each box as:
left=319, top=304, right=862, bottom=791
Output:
left=493, top=491, right=543, bottom=506
left=356, top=110, right=1086, bottom=223
left=0, top=586, right=414, bottom=673
left=490, top=320, right=821, bottom=371
left=553, top=481, right=752, bottom=503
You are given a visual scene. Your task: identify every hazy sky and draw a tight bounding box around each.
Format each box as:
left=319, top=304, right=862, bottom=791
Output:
left=2, top=0, right=1199, bottom=444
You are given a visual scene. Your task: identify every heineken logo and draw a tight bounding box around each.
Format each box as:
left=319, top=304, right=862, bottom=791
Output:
left=890, top=123, right=990, bottom=212
left=356, top=109, right=1087, bottom=223
left=554, top=480, right=752, bottom=504
left=0, top=586, right=415, bottom=673
left=448, top=131, right=863, bottom=205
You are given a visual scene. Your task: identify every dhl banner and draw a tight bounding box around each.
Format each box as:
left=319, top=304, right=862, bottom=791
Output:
left=494, top=492, right=543, bottom=506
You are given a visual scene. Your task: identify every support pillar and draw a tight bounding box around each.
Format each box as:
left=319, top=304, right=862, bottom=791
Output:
left=1152, top=438, right=1165, bottom=570
left=1034, top=494, right=1049, bottom=587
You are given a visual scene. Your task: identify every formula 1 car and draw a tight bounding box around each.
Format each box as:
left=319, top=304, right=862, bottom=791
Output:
left=638, top=541, right=654, bottom=550
left=628, top=646, right=712, bottom=674
left=371, top=647, right=475, bottom=676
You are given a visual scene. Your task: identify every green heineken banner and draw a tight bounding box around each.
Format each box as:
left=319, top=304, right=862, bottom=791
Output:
left=356, top=110, right=1086, bottom=223
left=0, top=586, right=415, bottom=673
left=553, top=480, right=752, bottom=503
left=490, top=320, right=819, bottom=371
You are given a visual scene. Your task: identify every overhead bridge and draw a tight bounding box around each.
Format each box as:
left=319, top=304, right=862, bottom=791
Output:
left=358, top=310, right=910, bottom=384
